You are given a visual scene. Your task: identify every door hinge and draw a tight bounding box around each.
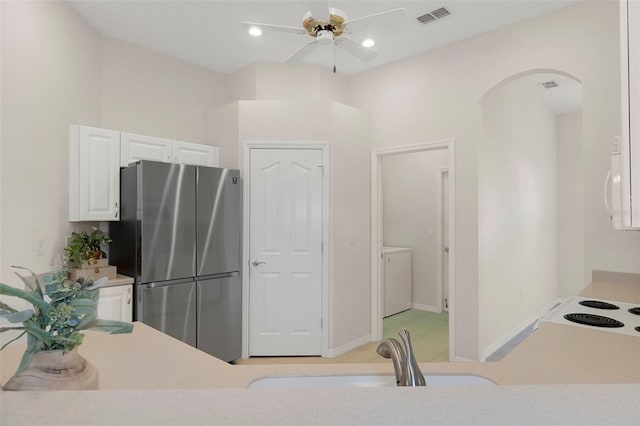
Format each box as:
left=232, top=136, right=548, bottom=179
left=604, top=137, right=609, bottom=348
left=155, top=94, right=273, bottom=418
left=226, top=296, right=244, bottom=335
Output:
left=317, top=165, right=324, bottom=176
left=321, top=241, right=324, bottom=253
left=320, top=318, right=323, bottom=329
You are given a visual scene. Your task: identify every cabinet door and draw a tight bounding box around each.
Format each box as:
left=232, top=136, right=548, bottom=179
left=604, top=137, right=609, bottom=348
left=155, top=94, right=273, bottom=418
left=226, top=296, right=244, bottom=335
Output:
left=69, top=125, right=120, bottom=221
left=121, top=132, right=172, bottom=167
left=97, top=285, right=132, bottom=322
left=172, top=140, right=218, bottom=167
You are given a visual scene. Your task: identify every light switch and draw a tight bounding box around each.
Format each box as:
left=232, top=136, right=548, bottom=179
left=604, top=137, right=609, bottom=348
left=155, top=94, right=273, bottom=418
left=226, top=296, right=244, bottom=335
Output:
left=349, top=233, right=358, bottom=246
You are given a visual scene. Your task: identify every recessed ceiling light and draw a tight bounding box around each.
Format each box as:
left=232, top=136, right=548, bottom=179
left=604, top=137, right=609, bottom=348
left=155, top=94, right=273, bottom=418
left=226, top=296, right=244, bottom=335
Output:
left=362, top=38, right=375, bottom=48
left=248, top=26, right=262, bottom=37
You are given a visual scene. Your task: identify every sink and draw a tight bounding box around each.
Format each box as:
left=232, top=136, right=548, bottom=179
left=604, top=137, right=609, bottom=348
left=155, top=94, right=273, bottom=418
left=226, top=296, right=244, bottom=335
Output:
left=249, top=374, right=495, bottom=389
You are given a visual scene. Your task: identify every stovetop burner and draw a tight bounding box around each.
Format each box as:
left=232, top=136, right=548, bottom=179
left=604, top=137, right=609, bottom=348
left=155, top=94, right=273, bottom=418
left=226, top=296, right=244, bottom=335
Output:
left=628, top=307, right=640, bottom=316
left=563, top=313, right=625, bottom=328
left=578, top=300, right=620, bottom=310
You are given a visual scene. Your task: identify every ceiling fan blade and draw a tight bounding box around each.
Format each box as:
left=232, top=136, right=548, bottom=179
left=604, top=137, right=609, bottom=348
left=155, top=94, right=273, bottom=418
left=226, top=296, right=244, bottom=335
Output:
left=242, top=21, right=306, bottom=36
left=335, top=37, right=378, bottom=62
left=287, top=40, right=319, bottom=62
left=345, top=8, right=408, bottom=35
left=307, top=0, right=329, bottom=22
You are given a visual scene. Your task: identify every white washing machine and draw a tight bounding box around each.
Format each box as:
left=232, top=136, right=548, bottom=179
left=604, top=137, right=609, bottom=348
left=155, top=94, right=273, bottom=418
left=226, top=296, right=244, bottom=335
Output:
left=382, top=246, right=412, bottom=317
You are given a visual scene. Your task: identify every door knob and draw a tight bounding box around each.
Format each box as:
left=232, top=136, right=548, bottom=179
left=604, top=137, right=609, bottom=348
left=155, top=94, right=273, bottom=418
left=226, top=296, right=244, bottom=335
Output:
left=444, top=247, right=449, bottom=253
left=251, top=259, right=266, bottom=267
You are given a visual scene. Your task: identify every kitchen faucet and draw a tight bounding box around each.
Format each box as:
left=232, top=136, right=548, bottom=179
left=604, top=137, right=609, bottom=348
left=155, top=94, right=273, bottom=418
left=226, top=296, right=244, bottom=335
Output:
left=376, top=329, right=426, bottom=386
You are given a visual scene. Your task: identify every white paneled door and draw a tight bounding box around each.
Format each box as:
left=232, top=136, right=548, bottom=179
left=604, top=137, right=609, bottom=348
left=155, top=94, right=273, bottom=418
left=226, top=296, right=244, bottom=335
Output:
left=249, top=148, right=323, bottom=356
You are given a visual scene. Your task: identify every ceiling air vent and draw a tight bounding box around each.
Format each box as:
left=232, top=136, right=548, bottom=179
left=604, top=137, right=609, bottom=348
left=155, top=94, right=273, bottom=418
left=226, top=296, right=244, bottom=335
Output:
left=417, top=7, right=451, bottom=24
left=540, top=80, right=559, bottom=89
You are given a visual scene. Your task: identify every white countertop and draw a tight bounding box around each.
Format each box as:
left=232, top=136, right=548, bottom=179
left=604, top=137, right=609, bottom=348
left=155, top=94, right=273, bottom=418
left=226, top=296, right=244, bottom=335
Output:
left=1, top=273, right=639, bottom=425
left=2, top=384, right=639, bottom=425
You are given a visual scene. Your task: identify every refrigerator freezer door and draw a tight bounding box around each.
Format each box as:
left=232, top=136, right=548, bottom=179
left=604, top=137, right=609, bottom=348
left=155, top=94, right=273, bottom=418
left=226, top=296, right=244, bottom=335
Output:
left=137, top=279, right=197, bottom=347
left=196, top=167, right=241, bottom=276
left=197, top=274, right=242, bottom=361
left=140, top=161, right=196, bottom=282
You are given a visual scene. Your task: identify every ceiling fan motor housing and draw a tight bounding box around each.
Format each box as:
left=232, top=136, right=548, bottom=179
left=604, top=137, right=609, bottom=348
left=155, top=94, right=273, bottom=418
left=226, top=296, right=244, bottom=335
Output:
left=303, top=8, right=347, bottom=37
left=316, top=29, right=334, bottom=45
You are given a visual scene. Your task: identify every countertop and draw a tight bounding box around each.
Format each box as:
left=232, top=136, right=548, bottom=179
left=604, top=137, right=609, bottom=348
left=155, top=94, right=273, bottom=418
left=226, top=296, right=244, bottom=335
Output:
left=101, top=274, right=134, bottom=288
left=1, top=273, right=639, bottom=425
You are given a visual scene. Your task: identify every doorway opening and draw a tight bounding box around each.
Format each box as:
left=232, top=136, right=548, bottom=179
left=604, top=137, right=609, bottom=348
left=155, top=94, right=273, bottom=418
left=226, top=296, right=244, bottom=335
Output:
left=478, top=70, right=583, bottom=359
left=371, top=139, right=456, bottom=361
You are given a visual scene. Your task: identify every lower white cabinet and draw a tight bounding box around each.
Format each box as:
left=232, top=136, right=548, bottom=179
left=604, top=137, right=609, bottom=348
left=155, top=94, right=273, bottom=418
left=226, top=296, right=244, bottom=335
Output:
left=383, top=247, right=412, bottom=317
left=97, top=285, right=133, bottom=322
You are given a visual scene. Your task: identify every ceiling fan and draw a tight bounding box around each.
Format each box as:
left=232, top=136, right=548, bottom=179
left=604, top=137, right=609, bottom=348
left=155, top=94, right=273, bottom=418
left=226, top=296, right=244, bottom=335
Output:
left=242, top=1, right=408, bottom=72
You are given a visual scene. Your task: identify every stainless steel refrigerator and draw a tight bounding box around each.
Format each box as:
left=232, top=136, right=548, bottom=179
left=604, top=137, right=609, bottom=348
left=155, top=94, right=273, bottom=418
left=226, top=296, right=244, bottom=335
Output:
left=109, top=161, right=242, bottom=362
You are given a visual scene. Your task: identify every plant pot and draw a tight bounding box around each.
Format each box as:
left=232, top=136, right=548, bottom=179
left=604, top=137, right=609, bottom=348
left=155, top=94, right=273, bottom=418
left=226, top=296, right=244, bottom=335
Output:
left=2, top=348, right=99, bottom=391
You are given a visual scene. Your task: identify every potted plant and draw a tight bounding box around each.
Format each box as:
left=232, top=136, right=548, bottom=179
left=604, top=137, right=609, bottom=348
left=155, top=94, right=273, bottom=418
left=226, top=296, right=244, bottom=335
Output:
left=64, top=228, right=112, bottom=273
left=0, top=266, right=132, bottom=390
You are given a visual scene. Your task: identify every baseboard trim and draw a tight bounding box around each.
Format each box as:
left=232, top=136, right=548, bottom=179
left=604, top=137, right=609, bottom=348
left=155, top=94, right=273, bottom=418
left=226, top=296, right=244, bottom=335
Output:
left=481, top=298, right=565, bottom=361
left=326, top=334, right=372, bottom=358
left=453, top=356, right=475, bottom=362
left=411, top=303, right=441, bottom=313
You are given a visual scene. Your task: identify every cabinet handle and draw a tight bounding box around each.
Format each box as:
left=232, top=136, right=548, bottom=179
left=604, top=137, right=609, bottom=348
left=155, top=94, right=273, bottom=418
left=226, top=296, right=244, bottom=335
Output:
left=114, top=202, right=119, bottom=218
left=127, top=287, right=132, bottom=304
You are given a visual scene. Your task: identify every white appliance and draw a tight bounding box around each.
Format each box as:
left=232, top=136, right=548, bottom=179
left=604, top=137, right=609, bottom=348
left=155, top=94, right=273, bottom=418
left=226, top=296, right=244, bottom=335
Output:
left=382, top=246, right=412, bottom=317
left=542, top=296, right=640, bottom=338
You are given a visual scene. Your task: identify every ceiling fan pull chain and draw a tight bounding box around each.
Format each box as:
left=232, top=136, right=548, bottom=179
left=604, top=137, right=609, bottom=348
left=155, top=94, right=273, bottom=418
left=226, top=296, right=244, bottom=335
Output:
left=333, top=42, right=336, bottom=74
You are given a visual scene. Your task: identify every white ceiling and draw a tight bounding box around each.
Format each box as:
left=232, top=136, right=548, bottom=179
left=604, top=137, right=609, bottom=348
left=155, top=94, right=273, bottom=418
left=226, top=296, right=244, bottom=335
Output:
left=68, top=0, right=583, bottom=76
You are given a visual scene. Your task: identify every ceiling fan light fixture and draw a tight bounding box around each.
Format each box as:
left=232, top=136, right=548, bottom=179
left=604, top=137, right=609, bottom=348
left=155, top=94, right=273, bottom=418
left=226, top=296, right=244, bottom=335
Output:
left=362, top=38, right=375, bottom=48
left=248, top=26, right=262, bottom=37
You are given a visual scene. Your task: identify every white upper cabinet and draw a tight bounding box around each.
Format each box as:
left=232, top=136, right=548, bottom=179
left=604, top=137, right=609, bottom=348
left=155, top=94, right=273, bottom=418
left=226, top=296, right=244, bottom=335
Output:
left=69, top=125, right=120, bottom=222
left=120, top=132, right=172, bottom=167
left=70, top=125, right=220, bottom=222
left=172, top=140, right=219, bottom=167
left=620, top=0, right=640, bottom=228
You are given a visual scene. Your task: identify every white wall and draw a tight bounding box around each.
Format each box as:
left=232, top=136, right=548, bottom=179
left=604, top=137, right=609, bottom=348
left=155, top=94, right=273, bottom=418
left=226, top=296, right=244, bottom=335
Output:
left=211, top=99, right=371, bottom=351
left=0, top=1, right=230, bottom=286
left=480, top=77, right=558, bottom=356
left=1, top=0, right=102, bottom=283
left=101, top=37, right=228, bottom=144
left=348, top=1, right=640, bottom=360
left=382, top=150, right=449, bottom=309
left=557, top=111, right=585, bottom=297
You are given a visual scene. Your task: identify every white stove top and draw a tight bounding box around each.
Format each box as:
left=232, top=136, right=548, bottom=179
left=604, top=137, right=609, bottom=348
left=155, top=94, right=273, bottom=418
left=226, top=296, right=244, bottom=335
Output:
left=542, top=296, right=640, bottom=337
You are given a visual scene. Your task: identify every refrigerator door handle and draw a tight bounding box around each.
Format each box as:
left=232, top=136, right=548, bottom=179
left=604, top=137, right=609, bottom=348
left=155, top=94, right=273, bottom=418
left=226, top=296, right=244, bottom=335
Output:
left=143, top=277, right=195, bottom=289
left=197, top=271, right=240, bottom=280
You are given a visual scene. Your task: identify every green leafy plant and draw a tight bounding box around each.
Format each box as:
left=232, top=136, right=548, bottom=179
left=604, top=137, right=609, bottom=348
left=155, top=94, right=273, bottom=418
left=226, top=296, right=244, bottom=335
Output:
left=64, top=228, right=112, bottom=266
left=0, top=266, right=132, bottom=375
